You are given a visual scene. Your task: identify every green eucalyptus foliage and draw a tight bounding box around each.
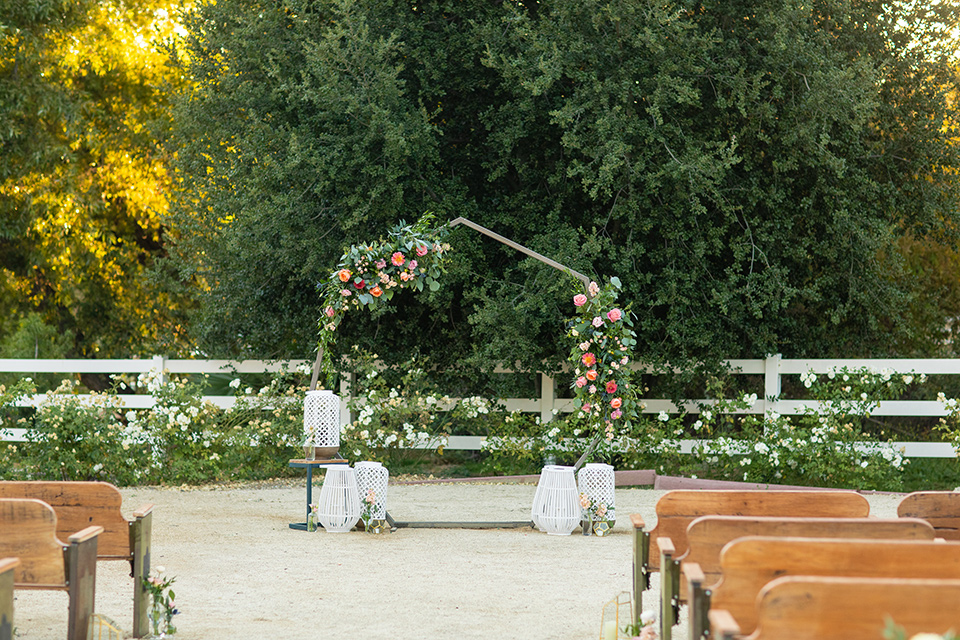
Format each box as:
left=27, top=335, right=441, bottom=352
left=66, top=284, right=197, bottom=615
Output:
left=166, top=0, right=960, bottom=375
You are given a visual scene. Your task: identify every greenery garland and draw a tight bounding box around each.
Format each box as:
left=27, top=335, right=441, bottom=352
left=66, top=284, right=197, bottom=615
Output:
left=567, top=277, right=639, bottom=442
left=316, top=213, right=451, bottom=383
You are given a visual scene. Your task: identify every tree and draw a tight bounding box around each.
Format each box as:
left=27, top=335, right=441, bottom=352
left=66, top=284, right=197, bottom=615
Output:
left=0, top=0, right=192, bottom=359
left=166, top=0, right=960, bottom=374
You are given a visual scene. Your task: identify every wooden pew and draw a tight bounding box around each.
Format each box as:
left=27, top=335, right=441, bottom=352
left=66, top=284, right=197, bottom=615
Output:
left=0, top=498, right=102, bottom=640
left=705, top=536, right=960, bottom=640
left=677, top=516, right=935, bottom=640
left=709, top=575, right=960, bottom=640
left=629, top=490, right=869, bottom=626
left=0, top=557, right=17, bottom=640
left=898, top=490, right=960, bottom=540
left=0, top=481, right=153, bottom=637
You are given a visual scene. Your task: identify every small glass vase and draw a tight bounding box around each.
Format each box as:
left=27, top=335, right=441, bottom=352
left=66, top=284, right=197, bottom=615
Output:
left=147, top=600, right=175, bottom=638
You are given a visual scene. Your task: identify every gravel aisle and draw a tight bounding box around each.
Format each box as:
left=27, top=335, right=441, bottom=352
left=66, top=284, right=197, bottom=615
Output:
left=10, top=480, right=903, bottom=640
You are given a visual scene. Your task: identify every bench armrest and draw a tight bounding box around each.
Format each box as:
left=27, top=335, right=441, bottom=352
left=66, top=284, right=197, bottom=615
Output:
left=68, top=525, right=104, bottom=544
left=708, top=609, right=741, bottom=640
left=630, top=513, right=646, bottom=529
left=132, top=503, right=154, bottom=519
left=0, top=558, right=18, bottom=575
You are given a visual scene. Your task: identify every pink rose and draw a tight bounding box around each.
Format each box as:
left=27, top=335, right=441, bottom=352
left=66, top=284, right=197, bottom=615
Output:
left=581, top=403, right=592, bottom=414
left=592, top=316, right=604, bottom=327
left=375, top=259, right=387, bottom=269
left=588, top=385, right=597, bottom=394
left=341, top=289, right=352, bottom=297
left=408, top=260, right=418, bottom=270
left=575, top=376, right=587, bottom=388
left=573, top=294, right=587, bottom=307
left=325, top=306, right=335, bottom=317
left=611, top=409, right=622, bottom=419
left=607, top=308, right=622, bottom=322
left=610, top=397, right=622, bottom=409
left=605, top=380, right=618, bottom=394
left=416, top=244, right=429, bottom=257
left=579, top=341, right=591, bottom=351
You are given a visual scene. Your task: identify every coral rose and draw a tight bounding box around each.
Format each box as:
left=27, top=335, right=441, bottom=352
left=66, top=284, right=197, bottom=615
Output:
left=416, top=244, right=429, bottom=256
left=338, top=269, right=351, bottom=282
left=610, top=397, right=622, bottom=409
left=370, top=286, right=383, bottom=297
left=586, top=370, right=598, bottom=381
left=605, top=380, right=618, bottom=394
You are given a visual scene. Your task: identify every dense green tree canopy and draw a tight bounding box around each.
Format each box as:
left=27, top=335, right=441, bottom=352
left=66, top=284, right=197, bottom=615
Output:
left=0, top=0, right=190, bottom=357
left=166, top=0, right=960, bottom=371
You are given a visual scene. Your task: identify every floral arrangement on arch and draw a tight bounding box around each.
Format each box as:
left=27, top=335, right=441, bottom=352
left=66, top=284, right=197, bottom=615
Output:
left=316, top=213, right=451, bottom=380
left=568, top=276, right=638, bottom=442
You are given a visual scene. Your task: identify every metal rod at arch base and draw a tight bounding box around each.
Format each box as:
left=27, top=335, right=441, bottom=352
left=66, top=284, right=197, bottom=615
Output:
left=446, top=217, right=592, bottom=292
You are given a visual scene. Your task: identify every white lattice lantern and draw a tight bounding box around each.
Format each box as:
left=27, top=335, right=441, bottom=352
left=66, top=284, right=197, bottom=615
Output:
left=355, top=461, right=389, bottom=519
left=317, top=466, right=361, bottom=533
left=304, top=389, right=340, bottom=459
left=530, top=465, right=580, bottom=535
left=577, top=463, right=616, bottom=525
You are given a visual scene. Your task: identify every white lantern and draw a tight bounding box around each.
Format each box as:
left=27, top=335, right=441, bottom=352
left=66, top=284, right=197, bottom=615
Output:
left=355, top=461, right=389, bottom=520
left=530, top=465, right=580, bottom=535
left=577, top=462, right=616, bottom=525
left=316, top=466, right=361, bottom=533
left=304, top=389, right=340, bottom=459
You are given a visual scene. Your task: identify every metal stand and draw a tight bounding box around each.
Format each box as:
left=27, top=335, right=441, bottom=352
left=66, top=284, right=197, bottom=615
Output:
left=288, top=459, right=348, bottom=530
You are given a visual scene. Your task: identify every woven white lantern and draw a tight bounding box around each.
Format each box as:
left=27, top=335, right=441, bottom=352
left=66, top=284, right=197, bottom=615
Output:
left=531, top=465, right=580, bottom=535
left=304, top=389, right=340, bottom=459
left=355, top=461, right=389, bottom=520
left=577, top=462, right=616, bottom=525
left=316, top=466, right=361, bottom=533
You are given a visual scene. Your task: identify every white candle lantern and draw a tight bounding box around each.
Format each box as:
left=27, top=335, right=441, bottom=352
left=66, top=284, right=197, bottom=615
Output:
left=304, top=389, right=340, bottom=460
left=316, top=466, right=361, bottom=533
left=577, top=462, right=616, bottom=526
left=355, top=461, right=389, bottom=520
left=530, top=465, right=580, bottom=535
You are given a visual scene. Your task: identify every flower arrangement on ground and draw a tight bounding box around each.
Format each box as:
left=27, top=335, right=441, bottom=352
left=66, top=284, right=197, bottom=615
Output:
left=315, top=213, right=451, bottom=385
left=568, top=276, right=639, bottom=445
left=142, top=566, right=178, bottom=638
left=579, top=492, right=609, bottom=522
left=360, top=488, right=377, bottom=529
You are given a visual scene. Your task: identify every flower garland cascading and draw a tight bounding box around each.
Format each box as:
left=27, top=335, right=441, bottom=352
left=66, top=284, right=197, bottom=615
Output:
left=316, top=214, right=451, bottom=383
left=568, top=277, right=638, bottom=442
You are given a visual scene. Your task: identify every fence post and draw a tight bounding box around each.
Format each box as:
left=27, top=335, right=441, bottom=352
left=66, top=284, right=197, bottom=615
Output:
left=764, top=353, right=781, bottom=415
left=151, top=355, right=167, bottom=385
left=540, top=373, right=555, bottom=424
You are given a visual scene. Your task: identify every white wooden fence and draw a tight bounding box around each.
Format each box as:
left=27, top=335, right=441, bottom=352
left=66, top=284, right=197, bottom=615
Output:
left=1, top=355, right=958, bottom=458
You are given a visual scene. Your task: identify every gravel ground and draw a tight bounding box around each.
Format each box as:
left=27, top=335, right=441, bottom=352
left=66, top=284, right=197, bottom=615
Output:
left=10, top=477, right=903, bottom=640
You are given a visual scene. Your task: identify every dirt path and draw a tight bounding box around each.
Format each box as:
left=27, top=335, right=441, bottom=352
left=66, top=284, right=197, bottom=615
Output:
left=11, top=479, right=902, bottom=640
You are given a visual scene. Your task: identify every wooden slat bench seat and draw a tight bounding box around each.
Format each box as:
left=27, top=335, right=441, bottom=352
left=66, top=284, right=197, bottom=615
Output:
left=676, top=516, right=935, bottom=640
left=0, top=498, right=102, bottom=640
left=709, top=576, right=960, bottom=640
left=705, top=536, right=960, bottom=640
left=0, top=557, right=17, bottom=640
left=0, top=481, right=153, bottom=637
left=898, top=490, right=960, bottom=540
left=629, top=489, right=869, bottom=624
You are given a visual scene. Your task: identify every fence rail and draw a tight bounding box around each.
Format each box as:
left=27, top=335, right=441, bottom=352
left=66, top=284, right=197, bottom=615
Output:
left=1, top=355, right=958, bottom=458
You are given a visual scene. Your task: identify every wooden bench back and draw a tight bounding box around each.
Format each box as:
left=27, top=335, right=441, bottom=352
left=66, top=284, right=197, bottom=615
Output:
left=0, top=481, right=129, bottom=559
left=0, top=498, right=66, bottom=588
left=898, top=491, right=960, bottom=540
left=711, top=536, right=960, bottom=637
left=749, top=576, right=960, bottom=640
left=648, top=490, right=869, bottom=569
left=684, top=515, right=935, bottom=588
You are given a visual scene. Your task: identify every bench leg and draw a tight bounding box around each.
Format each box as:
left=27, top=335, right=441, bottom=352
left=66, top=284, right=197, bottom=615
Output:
left=689, top=585, right=710, bottom=640
left=660, top=551, right=679, bottom=640
left=66, top=535, right=98, bottom=640
left=130, top=510, right=153, bottom=638
left=0, top=560, right=15, bottom=640
left=632, top=528, right=650, bottom=626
